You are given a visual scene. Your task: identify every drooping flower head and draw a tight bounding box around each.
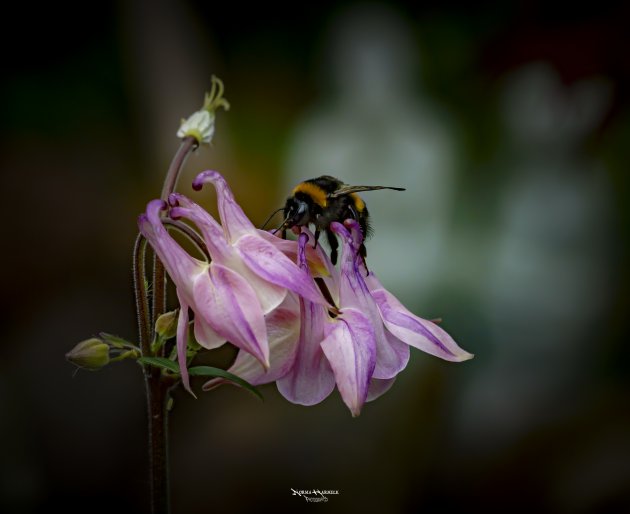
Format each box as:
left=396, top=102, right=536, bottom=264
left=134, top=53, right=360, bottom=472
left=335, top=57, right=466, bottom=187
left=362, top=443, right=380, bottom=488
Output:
left=138, top=171, right=327, bottom=392
left=206, top=220, right=473, bottom=416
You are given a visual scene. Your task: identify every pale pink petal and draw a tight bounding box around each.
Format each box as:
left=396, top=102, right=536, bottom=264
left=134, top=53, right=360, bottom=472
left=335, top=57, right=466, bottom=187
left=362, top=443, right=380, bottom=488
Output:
left=367, top=274, right=473, bottom=362
left=176, top=292, right=193, bottom=395
left=277, top=299, right=335, bottom=406
left=332, top=221, right=393, bottom=376
left=202, top=304, right=300, bottom=390
left=193, top=317, right=225, bottom=350
left=192, top=263, right=269, bottom=367
left=192, top=170, right=254, bottom=242
left=366, top=377, right=396, bottom=402
left=168, top=193, right=231, bottom=262
left=235, top=234, right=327, bottom=306
left=258, top=229, right=331, bottom=280
left=320, top=308, right=376, bottom=417
left=373, top=330, right=410, bottom=380
left=138, top=200, right=206, bottom=288
left=170, top=194, right=288, bottom=314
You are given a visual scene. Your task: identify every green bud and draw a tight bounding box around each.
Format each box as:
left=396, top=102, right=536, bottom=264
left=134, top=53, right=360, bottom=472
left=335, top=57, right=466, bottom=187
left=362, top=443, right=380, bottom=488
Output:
left=66, top=338, right=110, bottom=371
left=155, top=310, right=178, bottom=339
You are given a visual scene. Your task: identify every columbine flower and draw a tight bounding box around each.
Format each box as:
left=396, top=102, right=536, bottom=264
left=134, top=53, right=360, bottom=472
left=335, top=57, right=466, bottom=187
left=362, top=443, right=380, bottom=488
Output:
left=138, top=171, right=326, bottom=392
left=176, top=76, right=230, bottom=145
left=205, top=221, right=472, bottom=416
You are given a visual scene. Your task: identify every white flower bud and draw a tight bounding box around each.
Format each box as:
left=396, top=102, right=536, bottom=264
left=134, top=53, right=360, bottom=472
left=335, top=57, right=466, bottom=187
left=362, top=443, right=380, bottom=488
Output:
left=177, top=110, right=215, bottom=145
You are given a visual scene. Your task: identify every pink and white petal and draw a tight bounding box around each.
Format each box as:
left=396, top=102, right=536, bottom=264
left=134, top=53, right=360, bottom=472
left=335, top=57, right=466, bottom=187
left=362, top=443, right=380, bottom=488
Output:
left=168, top=193, right=232, bottom=263
left=193, top=317, right=226, bottom=350
left=332, top=221, right=392, bottom=368
left=343, top=219, right=365, bottom=250
left=192, top=170, right=255, bottom=242
left=257, top=229, right=330, bottom=279
left=298, top=227, right=339, bottom=280
left=169, top=196, right=287, bottom=314
left=229, top=260, right=287, bottom=315
left=366, top=377, right=396, bottom=402
left=373, top=329, right=411, bottom=380
left=235, top=233, right=327, bottom=306
left=192, top=263, right=270, bottom=367
left=331, top=221, right=374, bottom=311
left=176, top=292, right=193, bottom=395
left=371, top=287, right=473, bottom=362
left=277, top=301, right=335, bottom=406
left=138, top=201, right=206, bottom=287
left=202, top=304, right=300, bottom=390
left=320, top=308, right=376, bottom=417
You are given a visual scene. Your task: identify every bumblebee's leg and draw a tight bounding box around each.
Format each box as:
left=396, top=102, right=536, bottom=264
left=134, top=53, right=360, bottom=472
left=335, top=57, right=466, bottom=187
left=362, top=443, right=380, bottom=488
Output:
left=326, top=229, right=339, bottom=265
left=313, top=228, right=321, bottom=249
left=359, top=243, right=368, bottom=272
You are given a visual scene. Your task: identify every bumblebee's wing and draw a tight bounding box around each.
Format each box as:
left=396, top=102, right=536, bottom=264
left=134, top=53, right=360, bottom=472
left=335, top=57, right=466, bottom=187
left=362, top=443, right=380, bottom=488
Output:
left=328, top=185, right=406, bottom=198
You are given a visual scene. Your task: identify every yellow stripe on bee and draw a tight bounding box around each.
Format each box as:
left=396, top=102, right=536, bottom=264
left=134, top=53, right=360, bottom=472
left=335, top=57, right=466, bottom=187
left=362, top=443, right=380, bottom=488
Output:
left=350, top=193, right=365, bottom=212
left=293, top=182, right=328, bottom=207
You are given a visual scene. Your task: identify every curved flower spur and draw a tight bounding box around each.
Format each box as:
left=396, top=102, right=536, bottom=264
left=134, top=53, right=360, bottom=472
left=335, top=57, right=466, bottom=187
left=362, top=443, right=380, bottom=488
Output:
left=205, top=219, right=473, bottom=416
left=138, top=171, right=328, bottom=392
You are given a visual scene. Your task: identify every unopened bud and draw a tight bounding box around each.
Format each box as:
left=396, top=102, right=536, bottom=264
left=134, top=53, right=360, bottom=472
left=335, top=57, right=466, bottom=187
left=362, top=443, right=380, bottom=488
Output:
left=155, top=310, right=178, bottom=339
left=66, top=338, right=110, bottom=371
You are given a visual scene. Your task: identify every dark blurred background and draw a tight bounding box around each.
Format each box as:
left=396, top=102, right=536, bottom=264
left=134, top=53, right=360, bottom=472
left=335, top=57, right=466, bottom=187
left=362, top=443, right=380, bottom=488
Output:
left=2, top=1, right=629, bottom=513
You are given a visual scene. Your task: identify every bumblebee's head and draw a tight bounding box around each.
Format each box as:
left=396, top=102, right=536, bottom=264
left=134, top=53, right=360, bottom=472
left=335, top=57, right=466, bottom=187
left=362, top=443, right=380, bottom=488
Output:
left=283, top=196, right=311, bottom=228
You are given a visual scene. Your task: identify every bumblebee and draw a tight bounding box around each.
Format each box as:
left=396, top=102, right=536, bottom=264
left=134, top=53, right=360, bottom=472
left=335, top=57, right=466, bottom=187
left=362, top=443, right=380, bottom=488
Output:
left=267, top=175, right=405, bottom=265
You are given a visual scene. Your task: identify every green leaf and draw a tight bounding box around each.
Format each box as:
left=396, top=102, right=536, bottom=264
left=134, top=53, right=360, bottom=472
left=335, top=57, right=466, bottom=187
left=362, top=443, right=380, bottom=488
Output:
left=188, top=366, right=264, bottom=401
left=100, top=332, right=138, bottom=350
left=137, top=359, right=264, bottom=401
left=138, top=356, right=180, bottom=374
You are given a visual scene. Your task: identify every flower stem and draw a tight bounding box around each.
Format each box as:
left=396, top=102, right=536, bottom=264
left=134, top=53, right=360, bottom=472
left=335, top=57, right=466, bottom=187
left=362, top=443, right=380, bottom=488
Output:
left=137, top=136, right=196, bottom=514
left=153, top=136, right=198, bottom=327
left=145, top=375, right=170, bottom=514
left=133, top=234, right=151, bottom=350
left=160, top=136, right=197, bottom=202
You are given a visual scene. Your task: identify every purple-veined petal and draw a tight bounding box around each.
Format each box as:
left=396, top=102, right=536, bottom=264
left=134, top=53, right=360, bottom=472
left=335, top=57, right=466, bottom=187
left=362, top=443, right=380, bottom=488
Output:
left=373, top=329, right=411, bottom=379
left=235, top=233, right=327, bottom=306
left=176, top=292, right=193, bottom=395
left=168, top=193, right=231, bottom=263
left=331, top=221, right=376, bottom=311
left=367, top=274, right=473, bottom=362
left=192, top=170, right=254, bottom=242
left=366, top=377, right=396, bottom=402
left=277, top=297, right=335, bottom=406
left=298, top=227, right=339, bottom=281
left=169, top=195, right=287, bottom=314
left=138, top=200, right=207, bottom=288
left=202, top=303, right=300, bottom=390
left=333, top=221, right=392, bottom=375
left=320, top=308, right=376, bottom=417
left=257, top=229, right=330, bottom=279
left=192, top=263, right=270, bottom=368
left=193, top=317, right=225, bottom=350
left=344, top=218, right=365, bottom=251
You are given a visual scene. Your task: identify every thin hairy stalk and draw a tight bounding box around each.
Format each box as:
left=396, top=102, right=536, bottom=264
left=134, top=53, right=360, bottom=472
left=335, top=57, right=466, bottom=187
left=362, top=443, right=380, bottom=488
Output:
left=133, top=233, right=151, bottom=351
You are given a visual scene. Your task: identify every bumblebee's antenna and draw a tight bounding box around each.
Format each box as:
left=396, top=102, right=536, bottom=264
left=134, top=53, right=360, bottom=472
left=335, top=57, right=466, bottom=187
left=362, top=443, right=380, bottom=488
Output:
left=272, top=214, right=291, bottom=235
left=261, top=207, right=285, bottom=230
